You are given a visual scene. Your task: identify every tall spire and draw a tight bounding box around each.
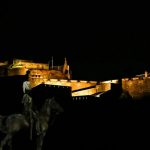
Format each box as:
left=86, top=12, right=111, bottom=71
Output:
left=63, top=57, right=67, bottom=74
left=63, top=57, right=71, bottom=79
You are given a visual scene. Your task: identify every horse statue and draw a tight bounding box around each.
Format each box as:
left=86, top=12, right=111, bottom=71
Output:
left=0, top=96, right=64, bottom=150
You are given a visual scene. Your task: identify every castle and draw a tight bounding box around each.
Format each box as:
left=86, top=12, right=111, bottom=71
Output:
left=0, top=58, right=150, bottom=99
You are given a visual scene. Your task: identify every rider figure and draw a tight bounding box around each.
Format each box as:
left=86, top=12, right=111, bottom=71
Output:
left=22, top=70, right=41, bottom=136
left=22, top=70, right=37, bottom=140
left=22, top=70, right=32, bottom=115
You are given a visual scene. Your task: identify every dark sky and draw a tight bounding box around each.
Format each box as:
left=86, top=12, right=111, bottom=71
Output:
left=0, top=2, right=149, bottom=80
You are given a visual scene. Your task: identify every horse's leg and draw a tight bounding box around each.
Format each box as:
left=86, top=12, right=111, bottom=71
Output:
left=8, top=137, right=13, bottom=150
left=0, top=134, right=12, bottom=150
left=36, top=132, right=46, bottom=150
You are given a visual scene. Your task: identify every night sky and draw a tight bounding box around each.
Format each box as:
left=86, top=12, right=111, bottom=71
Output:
left=0, top=2, right=149, bottom=81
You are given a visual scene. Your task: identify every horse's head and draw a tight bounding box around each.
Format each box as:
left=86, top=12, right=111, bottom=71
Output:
left=44, top=97, right=64, bottom=116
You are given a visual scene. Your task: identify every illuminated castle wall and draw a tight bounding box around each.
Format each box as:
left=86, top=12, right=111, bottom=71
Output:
left=29, top=77, right=115, bottom=96
left=122, top=72, right=150, bottom=99
left=0, top=58, right=150, bottom=99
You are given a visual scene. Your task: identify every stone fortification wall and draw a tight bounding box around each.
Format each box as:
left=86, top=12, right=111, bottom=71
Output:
left=12, top=60, right=49, bottom=70
left=8, top=68, right=28, bottom=76
left=122, top=76, right=150, bottom=99
left=29, top=73, right=118, bottom=96
left=29, top=78, right=98, bottom=90
left=0, top=61, right=8, bottom=66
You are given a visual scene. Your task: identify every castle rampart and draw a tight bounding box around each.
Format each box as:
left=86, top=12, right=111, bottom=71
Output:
left=122, top=75, right=150, bottom=99
left=12, top=59, right=49, bottom=70
left=29, top=74, right=114, bottom=96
